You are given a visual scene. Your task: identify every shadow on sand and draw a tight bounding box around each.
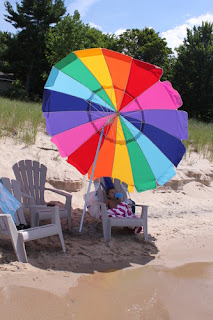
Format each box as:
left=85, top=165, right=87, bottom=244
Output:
left=0, top=208, right=158, bottom=274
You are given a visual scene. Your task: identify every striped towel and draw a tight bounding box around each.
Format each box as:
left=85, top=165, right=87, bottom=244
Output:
left=107, top=202, right=135, bottom=218
left=107, top=202, right=142, bottom=234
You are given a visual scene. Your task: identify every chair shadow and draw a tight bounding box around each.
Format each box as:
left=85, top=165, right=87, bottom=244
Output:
left=0, top=207, right=159, bottom=274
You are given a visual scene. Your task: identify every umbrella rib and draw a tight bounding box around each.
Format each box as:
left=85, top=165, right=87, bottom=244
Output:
left=117, top=57, right=133, bottom=112
left=65, top=115, right=116, bottom=158
left=120, top=116, right=158, bottom=182
left=101, top=48, right=117, bottom=110
left=120, top=115, right=182, bottom=170
left=121, top=112, right=186, bottom=140
left=118, top=83, right=174, bottom=114
left=109, top=117, right=127, bottom=144
left=65, top=114, right=115, bottom=135
left=53, top=67, right=116, bottom=112
left=88, top=100, right=111, bottom=118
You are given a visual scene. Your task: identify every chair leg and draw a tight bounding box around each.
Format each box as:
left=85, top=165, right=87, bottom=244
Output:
left=10, top=232, right=28, bottom=263
left=58, top=231, right=66, bottom=253
left=16, top=234, right=28, bottom=263
left=141, top=206, right=148, bottom=241
left=52, top=206, right=66, bottom=253
left=67, top=212, right=71, bottom=232
left=6, top=215, right=28, bottom=263
left=65, top=198, right=72, bottom=232
left=102, top=219, right=111, bottom=242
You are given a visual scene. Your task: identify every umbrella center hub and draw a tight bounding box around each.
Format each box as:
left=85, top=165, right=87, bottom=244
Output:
left=115, top=110, right=120, bottom=117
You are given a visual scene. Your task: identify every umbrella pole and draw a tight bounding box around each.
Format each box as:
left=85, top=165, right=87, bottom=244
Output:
left=79, top=127, right=105, bottom=232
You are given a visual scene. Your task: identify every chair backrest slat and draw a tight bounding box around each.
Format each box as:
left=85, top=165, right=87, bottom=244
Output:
left=95, top=177, right=128, bottom=203
left=13, top=160, right=47, bottom=205
left=94, top=179, right=105, bottom=203
left=1, top=177, right=12, bottom=194
left=33, top=161, right=40, bottom=204
left=18, top=160, right=31, bottom=195
left=39, top=164, right=47, bottom=204
left=13, top=162, right=25, bottom=192
left=114, top=178, right=128, bottom=202
left=25, top=160, right=36, bottom=200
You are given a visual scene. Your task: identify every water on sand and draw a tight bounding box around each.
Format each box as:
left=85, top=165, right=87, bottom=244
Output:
left=0, top=262, right=213, bottom=320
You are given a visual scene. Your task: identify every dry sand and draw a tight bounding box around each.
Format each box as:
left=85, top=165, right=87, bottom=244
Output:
left=0, top=133, right=213, bottom=319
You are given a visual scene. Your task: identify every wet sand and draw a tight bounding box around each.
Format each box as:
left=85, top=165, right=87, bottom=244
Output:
left=1, top=262, right=213, bottom=320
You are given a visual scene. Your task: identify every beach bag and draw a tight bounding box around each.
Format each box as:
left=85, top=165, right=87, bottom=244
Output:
left=86, top=191, right=101, bottom=219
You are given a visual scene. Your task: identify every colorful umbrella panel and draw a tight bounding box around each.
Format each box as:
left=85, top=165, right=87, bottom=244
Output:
left=42, top=48, right=188, bottom=192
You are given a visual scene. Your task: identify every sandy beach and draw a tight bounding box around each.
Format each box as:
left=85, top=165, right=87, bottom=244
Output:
left=0, top=133, right=213, bottom=319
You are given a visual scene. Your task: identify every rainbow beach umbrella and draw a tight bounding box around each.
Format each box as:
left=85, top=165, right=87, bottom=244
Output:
left=42, top=48, right=188, bottom=230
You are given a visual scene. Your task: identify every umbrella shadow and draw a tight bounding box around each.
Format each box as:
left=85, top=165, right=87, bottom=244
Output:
left=0, top=208, right=159, bottom=274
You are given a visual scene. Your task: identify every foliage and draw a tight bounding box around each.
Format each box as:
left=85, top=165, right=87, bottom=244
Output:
left=0, top=31, right=13, bottom=71
left=173, top=22, right=213, bottom=122
left=3, top=0, right=66, bottom=98
left=45, top=11, right=86, bottom=67
left=185, top=119, right=213, bottom=160
left=45, top=11, right=116, bottom=69
left=116, top=28, right=173, bottom=79
left=6, top=79, right=29, bottom=100
left=1, top=2, right=213, bottom=124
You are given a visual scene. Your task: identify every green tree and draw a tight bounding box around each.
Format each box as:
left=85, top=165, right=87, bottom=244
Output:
left=117, top=28, right=173, bottom=77
left=83, top=25, right=106, bottom=49
left=4, top=0, right=66, bottom=98
left=173, top=22, right=213, bottom=121
left=45, top=11, right=116, bottom=68
left=45, top=11, right=86, bottom=67
left=0, top=31, right=12, bottom=71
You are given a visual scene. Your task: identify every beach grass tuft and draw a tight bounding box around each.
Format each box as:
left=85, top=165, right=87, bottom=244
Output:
left=0, top=97, right=45, bottom=144
left=185, top=119, right=213, bottom=160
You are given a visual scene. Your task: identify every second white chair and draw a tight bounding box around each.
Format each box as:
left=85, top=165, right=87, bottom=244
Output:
left=0, top=178, right=66, bottom=263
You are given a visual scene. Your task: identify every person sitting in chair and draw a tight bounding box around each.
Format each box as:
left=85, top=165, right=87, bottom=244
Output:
left=105, top=187, right=142, bottom=234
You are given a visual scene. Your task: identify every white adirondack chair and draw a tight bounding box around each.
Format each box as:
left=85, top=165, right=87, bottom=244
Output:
left=0, top=178, right=66, bottom=263
left=94, top=177, right=148, bottom=242
left=12, top=160, right=72, bottom=231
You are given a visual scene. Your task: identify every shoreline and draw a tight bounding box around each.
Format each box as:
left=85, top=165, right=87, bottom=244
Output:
left=0, top=209, right=212, bottom=296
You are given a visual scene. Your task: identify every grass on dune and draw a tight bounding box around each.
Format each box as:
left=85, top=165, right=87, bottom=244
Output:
left=0, top=97, right=45, bottom=144
left=0, top=97, right=212, bottom=160
left=185, top=119, right=213, bottom=160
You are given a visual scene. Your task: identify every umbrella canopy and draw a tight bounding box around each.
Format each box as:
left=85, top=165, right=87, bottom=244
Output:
left=42, top=48, right=188, bottom=193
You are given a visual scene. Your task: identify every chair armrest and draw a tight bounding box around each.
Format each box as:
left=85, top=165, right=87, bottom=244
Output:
left=29, top=205, right=47, bottom=209
left=45, top=188, right=72, bottom=225
left=134, top=204, right=149, bottom=208
left=45, top=187, right=72, bottom=199
left=100, top=202, right=109, bottom=222
left=21, top=192, right=35, bottom=205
